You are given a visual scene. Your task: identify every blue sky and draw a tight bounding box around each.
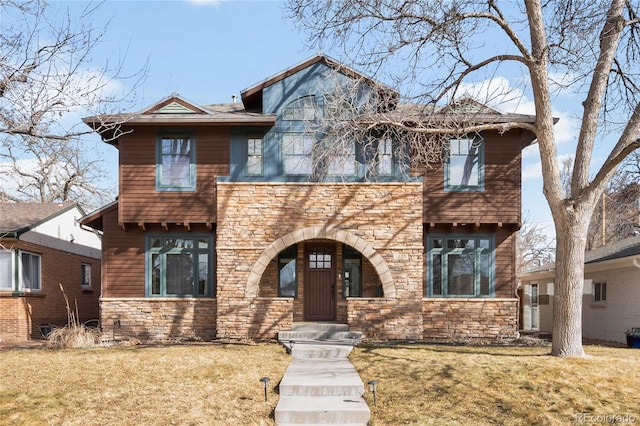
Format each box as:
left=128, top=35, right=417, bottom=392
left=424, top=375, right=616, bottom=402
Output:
left=47, top=0, right=601, bottom=237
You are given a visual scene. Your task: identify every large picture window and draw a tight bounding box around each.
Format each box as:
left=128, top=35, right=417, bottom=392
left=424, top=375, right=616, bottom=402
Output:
left=147, top=236, right=213, bottom=297
left=157, top=135, right=195, bottom=190
left=445, top=136, right=484, bottom=191
left=20, top=251, right=41, bottom=291
left=278, top=245, right=297, bottom=297
left=427, top=236, right=493, bottom=297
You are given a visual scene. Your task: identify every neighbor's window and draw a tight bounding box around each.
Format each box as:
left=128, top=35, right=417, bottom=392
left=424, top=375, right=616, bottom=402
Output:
left=378, top=139, right=393, bottom=176
left=147, top=236, right=213, bottom=297
left=427, top=236, right=493, bottom=297
left=157, top=135, right=195, bottom=190
left=282, top=95, right=317, bottom=121
left=343, top=245, right=362, bottom=298
left=0, top=250, right=13, bottom=290
left=593, top=282, right=607, bottom=302
left=247, top=137, right=263, bottom=176
left=278, top=245, right=297, bottom=298
left=283, top=133, right=313, bottom=175
left=81, top=263, right=91, bottom=288
left=20, top=251, right=41, bottom=291
left=445, top=136, right=484, bottom=191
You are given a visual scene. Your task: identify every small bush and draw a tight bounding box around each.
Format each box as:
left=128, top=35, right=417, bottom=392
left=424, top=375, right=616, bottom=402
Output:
left=46, top=284, right=102, bottom=349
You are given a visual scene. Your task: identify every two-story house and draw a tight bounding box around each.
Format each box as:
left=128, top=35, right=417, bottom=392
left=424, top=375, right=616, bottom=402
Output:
left=81, top=54, right=537, bottom=342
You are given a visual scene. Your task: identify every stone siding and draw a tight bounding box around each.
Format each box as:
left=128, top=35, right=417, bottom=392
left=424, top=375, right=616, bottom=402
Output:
left=422, top=298, right=518, bottom=339
left=216, top=182, right=424, bottom=340
left=100, top=298, right=217, bottom=341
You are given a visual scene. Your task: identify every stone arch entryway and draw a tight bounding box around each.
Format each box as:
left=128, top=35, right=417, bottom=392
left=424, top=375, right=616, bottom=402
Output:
left=243, top=226, right=396, bottom=299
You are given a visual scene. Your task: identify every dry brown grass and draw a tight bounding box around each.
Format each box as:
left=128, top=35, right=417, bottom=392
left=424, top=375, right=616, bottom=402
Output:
left=0, top=343, right=289, bottom=425
left=351, top=343, right=640, bottom=425
left=1, top=342, right=639, bottom=425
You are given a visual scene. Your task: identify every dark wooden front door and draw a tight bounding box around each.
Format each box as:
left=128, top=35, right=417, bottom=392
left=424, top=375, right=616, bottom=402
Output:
left=304, top=243, right=336, bottom=321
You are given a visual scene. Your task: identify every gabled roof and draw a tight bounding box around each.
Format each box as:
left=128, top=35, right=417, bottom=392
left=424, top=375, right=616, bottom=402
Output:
left=83, top=94, right=277, bottom=145
left=240, top=53, right=398, bottom=111
left=0, top=202, right=80, bottom=236
left=78, top=199, right=118, bottom=233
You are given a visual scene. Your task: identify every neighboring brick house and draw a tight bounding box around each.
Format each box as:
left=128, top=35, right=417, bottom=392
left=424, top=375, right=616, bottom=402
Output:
left=519, top=236, right=640, bottom=344
left=81, top=54, right=537, bottom=342
left=0, top=202, right=102, bottom=342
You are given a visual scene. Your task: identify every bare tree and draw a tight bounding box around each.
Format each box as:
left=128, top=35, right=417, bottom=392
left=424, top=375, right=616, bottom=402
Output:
left=517, top=213, right=555, bottom=273
left=0, top=0, right=143, bottom=208
left=288, top=0, right=640, bottom=357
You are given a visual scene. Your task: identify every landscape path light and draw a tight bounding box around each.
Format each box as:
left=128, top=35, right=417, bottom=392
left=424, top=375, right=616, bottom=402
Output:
left=367, top=379, right=379, bottom=407
left=260, top=377, right=271, bottom=403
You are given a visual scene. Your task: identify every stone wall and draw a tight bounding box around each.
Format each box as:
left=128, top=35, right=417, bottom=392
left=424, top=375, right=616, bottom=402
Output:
left=216, top=182, right=424, bottom=340
left=422, top=298, right=518, bottom=339
left=100, top=298, right=217, bottom=341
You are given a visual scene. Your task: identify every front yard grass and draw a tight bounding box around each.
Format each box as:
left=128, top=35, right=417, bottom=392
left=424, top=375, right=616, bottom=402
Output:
left=1, top=342, right=639, bottom=425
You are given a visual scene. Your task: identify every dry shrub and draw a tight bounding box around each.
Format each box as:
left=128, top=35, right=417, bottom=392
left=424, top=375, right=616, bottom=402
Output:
left=46, top=284, right=102, bottom=349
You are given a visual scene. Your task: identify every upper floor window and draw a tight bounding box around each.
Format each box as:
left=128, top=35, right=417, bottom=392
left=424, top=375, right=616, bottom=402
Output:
left=427, top=236, right=493, bottom=297
left=20, top=251, right=41, bottom=291
left=378, top=139, right=393, bottom=176
left=445, top=136, right=484, bottom=191
left=81, top=263, right=92, bottom=289
left=157, top=135, right=195, bottom=191
left=324, top=95, right=356, bottom=121
left=147, top=236, right=213, bottom=297
left=327, top=141, right=356, bottom=176
left=283, top=133, right=313, bottom=175
left=282, top=95, right=317, bottom=121
left=247, top=137, right=263, bottom=176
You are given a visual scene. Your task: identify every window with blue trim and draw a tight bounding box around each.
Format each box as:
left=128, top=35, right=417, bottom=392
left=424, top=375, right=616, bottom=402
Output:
left=427, top=236, right=493, bottom=297
left=282, top=133, right=314, bottom=175
left=445, top=136, right=484, bottom=191
left=157, top=135, right=195, bottom=190
left=247, top=137, right=263, bottom=176
left=147, top=236, right=213, bottom=297
left=282, top=95, right=317, bottom=121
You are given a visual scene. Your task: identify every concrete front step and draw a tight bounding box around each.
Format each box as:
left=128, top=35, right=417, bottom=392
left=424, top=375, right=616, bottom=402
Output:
left=279, top=358, right=365, bottom=397
left=275, top=396, right=370, bottom=425
left=291, top=323, right=350, bottom=331
left=288, top=343, right=354, bottom=359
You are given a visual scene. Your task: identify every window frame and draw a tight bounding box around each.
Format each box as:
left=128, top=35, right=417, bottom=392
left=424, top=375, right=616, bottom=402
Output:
left=81, top=263, right=92, bottom=289
left=444, top=135, right=485, bottom=192
left=282, top=95, right=317, bottom=121
left=327, top=140, right=357, bottom=177
left=246, top=137, right=264, bottom=176
left=0, top=250, right=14, bottom=291
left=282, top=133, right=314, bottom=176
left=593, top=281, right=607, bottom=303
left=342, top=244, right=362, bottom=298
left=377, top=138, right=394, bottom=176
left=278, top=245, right=298, bottom=298
left=145, top=235, right=214, bottom=298
left=19, top=250, right=42, bottom=292
left=426, top=235, right=495, bottom=298
left=156, top=133, right=196, bottom=191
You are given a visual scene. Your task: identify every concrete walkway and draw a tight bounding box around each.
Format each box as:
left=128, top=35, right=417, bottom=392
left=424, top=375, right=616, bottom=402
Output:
left=275, top=325, right=370, bottom=425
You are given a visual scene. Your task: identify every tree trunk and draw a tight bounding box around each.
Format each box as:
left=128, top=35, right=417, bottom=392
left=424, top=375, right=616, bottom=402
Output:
left=551, top=213, right=591, bottom=357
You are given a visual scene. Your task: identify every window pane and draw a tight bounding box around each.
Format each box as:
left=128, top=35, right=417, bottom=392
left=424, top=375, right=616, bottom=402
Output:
left=0, top=251, right=12, bottom=290
left=21, top=252, right=40, bottom=290
left=81, top=264, right=91, bottom=287
left=197, top=253, right=208, bottom=296
left=431, top=254, right=442, bottom=295
left=152, top=254, right=161, bottom=295
left=328, top=142, right=356, bottom=176
left=344, top=258, right=361, bottom=297
left=279, top=258, right=296, bottom=297
left=165, top=253, right=193, bottom=295
left=247, top=138, right=263, bottom=176
left=447, top=138, right=480, bottom=188
left=378, top=139, right=393, bottom=175
left=479, top=252, right=490, bottom=295
left=198, top=239, right=209, bottom=249
left=161, top=137, right=192, bottom=187
left=447, top=253, right=474, bottom=295
left=283, top=134, right=313, bottom=175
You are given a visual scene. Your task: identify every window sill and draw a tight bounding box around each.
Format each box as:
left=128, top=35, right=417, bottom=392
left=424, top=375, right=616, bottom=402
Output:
left=589, top=301, right=607, bottom=308
left=0, top=291, right=45, bottom=298
left=82, top=288, right=94, bottom=293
